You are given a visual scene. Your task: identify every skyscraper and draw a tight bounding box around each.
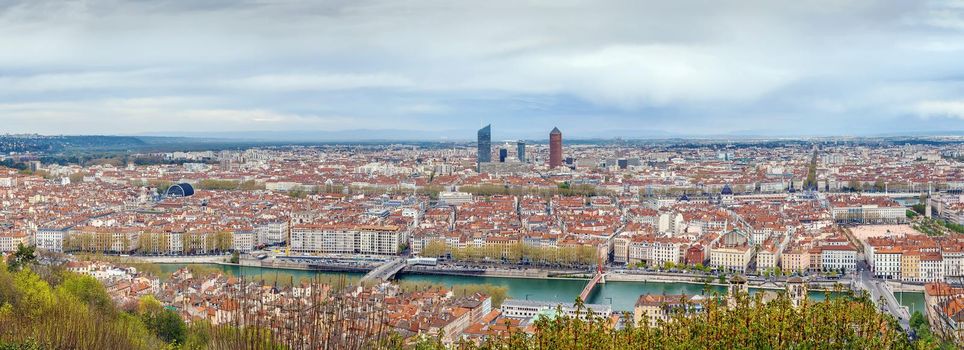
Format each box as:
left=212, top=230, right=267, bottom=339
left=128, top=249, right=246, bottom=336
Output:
left=517, top=141, right=526, bottom=162
left=477, top=124, right=491, bottom=171
left=499, top=148, right=507, bottom=162
left=549, top=127, right=562, bottom=169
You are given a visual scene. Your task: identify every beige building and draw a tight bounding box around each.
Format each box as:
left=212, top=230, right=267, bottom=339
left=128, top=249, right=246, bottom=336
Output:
left=291, top=225, right=406, bottom=255
left=756, top=241, right=779, bottom=271
left=780, top=247, right=810, bottom=274
left=634, top=294, right=706, bottom=328
left=612, top=235, right=630, bottom=264
left=709, top=230, right=754, bottom=273
left=710, top=246, right=753, bottom=273
left=900, top=251, right=920, bottom=282
left=0, top=233, right=28, bottom=252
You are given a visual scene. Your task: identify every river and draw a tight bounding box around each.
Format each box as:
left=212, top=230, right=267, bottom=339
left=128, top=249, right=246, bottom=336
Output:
left=156, top=264, right=926, bottom=313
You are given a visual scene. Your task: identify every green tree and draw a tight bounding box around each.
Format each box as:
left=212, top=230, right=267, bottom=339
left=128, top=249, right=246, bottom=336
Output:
left=138, top=296, right=187, bottom=345
left=12, top=269, right=54, bottom=319
left=288, top=185, right=308, bottom=198
left=421, top=240, right=447, bottom=258
left=847, top=179, right=862, bottom=192
left=873, top=179, right=886, bottom=192
left=7, top=244, right=36, bottom=272
left=57, top=274, right=114, bottom=315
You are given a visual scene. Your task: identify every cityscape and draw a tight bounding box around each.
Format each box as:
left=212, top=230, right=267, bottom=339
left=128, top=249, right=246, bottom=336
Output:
left=1, top=130, right=963, bottom=349
left=3, top=1, right=964, bottom=349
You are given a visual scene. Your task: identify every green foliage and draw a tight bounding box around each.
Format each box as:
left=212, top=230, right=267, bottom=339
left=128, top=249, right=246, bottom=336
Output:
left=12, top=269, right=54, bottom=319
left=0, top=261, right=15, bottom=305
left=423, top=291, right=923, bottom=349
left=911, top=310, right=927, bottom=330
left=196, top=179, right=239, bottom=190
left=912, top=204, right=927, bottom=215
left=0, top=268, right=167, bottom=349
left=873, top=179, right=887, bottom=192
left=288, top=185, right=308, bottom=198
left=421, top=240, right=447, bottom=258
left=0, top=262, right=942, bottom=349
left=910, top=311, right=957, bottom=349
left=0, top=340, right=44, bottom=350
left=138, top=296, right=187, bottom=345
left=229, top=251, right=240, bottom=264
left=913, top=218, right=947, bottom=236
left=846, top=179, right=863, bottom=193
left=7, top=244, right=36, bottom=272
left=912, top=217, right=964, bottom=236
left=150, top=179, right=175, bottom=195
left=942, top=220, right=964, bottom=234
left=56, top=273, right=115, bottom=316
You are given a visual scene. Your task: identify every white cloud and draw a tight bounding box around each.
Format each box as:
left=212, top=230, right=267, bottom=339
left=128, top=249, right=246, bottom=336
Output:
left=0, top=69, right=177, bottom=92
left=916, top=100, right=964, bottom=119
left=395, top=103, right=450, bottom=114
left=0, top=0, right=963, bottom=134
left=0, top=98, right=357, bottom=134
left=224, top=73, right=415, bottom=91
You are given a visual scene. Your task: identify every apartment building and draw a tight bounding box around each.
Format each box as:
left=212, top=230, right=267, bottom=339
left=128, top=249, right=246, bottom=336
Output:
left=820, top=246, right=857, bottom=273
left=829, top=195, right=906, bottom=224
left=291, top=225, right=406, bottom=255
left=0, top=233, right=28, bottom=252
left=873, top=248, right=902, bottom=280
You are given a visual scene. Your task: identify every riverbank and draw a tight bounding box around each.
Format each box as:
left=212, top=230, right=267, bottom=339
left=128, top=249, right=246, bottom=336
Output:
left=885, top=281, right=926, bottom=292
left=408, top=265, right=850, bottom=292
left=406, top=266, right=592, bottom=281
left=146, top=262, right=928, bottom=313
left=124, top=255, right=230, bottom=264
left=114, top=256, right=855, bottom=293
left=150, top=259, right=851, bottom=292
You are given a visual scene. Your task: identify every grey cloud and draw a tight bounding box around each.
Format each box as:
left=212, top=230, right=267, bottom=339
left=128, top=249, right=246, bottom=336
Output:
left=1, top=0, right=963, bottom=135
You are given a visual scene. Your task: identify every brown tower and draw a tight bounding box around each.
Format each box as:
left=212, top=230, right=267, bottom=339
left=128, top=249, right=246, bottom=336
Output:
left=549, top=127, right=562, bottom=168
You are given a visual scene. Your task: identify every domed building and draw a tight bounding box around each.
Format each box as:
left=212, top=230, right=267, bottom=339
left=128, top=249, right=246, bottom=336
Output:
left=720, top=184, right=734, bottom=206
left=165, top=183, right=195, bottom=198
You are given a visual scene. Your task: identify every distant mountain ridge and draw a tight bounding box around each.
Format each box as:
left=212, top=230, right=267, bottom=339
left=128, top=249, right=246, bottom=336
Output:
left=137, top=128, right=964, bottom=142
left=138, top=128, right=688, bottom=142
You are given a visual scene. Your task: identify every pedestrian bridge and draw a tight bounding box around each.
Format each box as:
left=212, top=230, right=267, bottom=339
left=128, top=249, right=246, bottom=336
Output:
left=579, top=272, right=605, bottom=302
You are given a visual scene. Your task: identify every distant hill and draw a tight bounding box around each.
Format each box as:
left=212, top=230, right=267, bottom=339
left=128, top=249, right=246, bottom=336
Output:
left=0, top=135, right=148, bottom=154
left=138, top=128, right=685, bottom=142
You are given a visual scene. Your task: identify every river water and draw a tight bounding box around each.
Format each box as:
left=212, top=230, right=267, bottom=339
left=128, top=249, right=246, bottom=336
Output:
left=156, top=264, right=925, bottom=313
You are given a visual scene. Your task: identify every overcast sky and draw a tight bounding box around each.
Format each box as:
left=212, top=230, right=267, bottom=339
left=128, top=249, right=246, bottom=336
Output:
left=2, top=0, right=964, bottom=139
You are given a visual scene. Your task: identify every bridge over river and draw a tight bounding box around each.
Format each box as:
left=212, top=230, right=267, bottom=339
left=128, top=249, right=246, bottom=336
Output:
left=360, top=258, right=407, bottom=283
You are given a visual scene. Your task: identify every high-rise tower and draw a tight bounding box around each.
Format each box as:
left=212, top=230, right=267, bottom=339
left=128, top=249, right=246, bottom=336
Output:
left=477, top=124, right=491, bottom=171
left=517, top=141, right=526, bottom=162
left=549, top=127, right=562, bottom=169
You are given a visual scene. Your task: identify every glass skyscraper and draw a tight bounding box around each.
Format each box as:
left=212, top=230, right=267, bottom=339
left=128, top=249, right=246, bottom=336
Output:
left=517, top=141, right=526, bottom=162
left=477, top=124, right=491, bottom=171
